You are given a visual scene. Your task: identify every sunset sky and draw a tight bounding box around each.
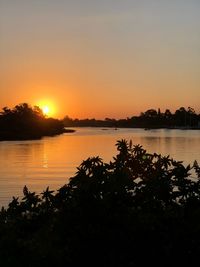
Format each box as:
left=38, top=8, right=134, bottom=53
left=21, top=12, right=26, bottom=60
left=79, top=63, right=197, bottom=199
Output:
left=0, top=0, right=200, bottom=119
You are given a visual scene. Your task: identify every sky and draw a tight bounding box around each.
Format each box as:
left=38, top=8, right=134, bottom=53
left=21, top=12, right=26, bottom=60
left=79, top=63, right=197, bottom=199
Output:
left=0, top=0, right=200, bottom=119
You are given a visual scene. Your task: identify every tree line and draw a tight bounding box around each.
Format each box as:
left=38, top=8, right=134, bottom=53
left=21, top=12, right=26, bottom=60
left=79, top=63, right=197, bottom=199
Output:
left=63, top=106, right=200, bottom=129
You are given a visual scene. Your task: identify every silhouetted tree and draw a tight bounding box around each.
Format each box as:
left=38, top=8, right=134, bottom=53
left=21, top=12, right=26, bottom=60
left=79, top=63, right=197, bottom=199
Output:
left=0, top=103, right=67, bottom=140
left=63, top=106, right=200, bottom=129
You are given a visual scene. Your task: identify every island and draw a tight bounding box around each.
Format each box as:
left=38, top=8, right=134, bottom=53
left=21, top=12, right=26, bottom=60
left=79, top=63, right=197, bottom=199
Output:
left=0, top=103, right=75, bottom=141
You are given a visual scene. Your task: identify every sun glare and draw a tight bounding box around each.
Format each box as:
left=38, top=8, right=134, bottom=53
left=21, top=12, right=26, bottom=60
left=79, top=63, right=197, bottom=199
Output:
left=42, top=106, right=50, bottom=116
left=36, top=100, right=56, bottom=117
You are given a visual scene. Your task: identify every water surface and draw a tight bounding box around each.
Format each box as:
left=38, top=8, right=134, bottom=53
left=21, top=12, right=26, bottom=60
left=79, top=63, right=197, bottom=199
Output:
left=0, top=127, right=200, bottom=206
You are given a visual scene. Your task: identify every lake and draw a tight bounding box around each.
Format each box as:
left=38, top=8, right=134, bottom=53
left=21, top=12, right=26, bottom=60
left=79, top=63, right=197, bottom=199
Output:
left=0, top=127, right=200, bottom=207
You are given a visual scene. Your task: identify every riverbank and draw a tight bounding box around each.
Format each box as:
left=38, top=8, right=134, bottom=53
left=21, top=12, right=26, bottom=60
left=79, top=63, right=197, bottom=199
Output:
left=0, top=128, right=75, bottom=141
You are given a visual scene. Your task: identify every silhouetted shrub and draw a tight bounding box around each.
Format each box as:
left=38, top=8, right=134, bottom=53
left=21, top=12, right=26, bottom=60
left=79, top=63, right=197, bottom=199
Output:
left=0, top=140, right=200, bottom=266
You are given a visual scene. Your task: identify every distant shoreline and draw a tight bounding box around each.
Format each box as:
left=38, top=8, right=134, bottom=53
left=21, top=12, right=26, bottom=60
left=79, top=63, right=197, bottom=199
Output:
left=67, top=126, right=200, bottom=130
left=63, top=107, right=200, bottom=129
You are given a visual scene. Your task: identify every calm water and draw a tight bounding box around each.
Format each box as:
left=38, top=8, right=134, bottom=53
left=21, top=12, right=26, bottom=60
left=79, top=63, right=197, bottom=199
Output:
left=0, top=127, right=200, bottom=206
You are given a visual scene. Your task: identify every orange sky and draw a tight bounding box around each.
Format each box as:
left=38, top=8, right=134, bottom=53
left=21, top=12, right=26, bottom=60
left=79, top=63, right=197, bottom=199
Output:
left=0, top=0, right=200, bottom=119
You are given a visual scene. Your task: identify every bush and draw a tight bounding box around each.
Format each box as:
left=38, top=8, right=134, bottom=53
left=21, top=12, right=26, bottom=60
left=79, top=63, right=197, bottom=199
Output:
left=1, top=140, right=200, bottom=266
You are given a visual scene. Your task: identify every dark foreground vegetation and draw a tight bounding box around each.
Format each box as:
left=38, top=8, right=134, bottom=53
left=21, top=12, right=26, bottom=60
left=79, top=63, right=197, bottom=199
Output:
left=64, top=106, right=200, bottom=129
left=0, top=103, right=74, bottom=141
left=1, top=140, right=200, bottom=266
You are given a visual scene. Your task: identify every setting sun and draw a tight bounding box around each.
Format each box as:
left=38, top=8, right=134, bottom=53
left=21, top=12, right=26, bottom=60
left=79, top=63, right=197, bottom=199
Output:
left=42, top=106, right=50, bottom=116
left=36, top=100, right=56, bottom=117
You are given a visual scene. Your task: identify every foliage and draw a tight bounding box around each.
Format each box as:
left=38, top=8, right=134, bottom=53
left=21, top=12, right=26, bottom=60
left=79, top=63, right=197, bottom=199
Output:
left=63, top=106, right=200, bottom=129
left=1, top=140, right=200, bottom=266
left=0, top=103, right=65, bottom=140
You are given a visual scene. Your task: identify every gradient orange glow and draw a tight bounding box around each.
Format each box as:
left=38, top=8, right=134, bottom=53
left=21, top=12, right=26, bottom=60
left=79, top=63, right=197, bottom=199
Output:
left=0, top=1, right=200, bottom=119
left=42, top=106, right=50, bottom=116
left=36, top=100, right=56, bottom=117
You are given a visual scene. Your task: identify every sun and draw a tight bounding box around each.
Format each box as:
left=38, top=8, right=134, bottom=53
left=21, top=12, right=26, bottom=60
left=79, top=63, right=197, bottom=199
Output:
left=42, top=105, right=50, bottom=116
left=36, top=100, right=56, bottom=117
